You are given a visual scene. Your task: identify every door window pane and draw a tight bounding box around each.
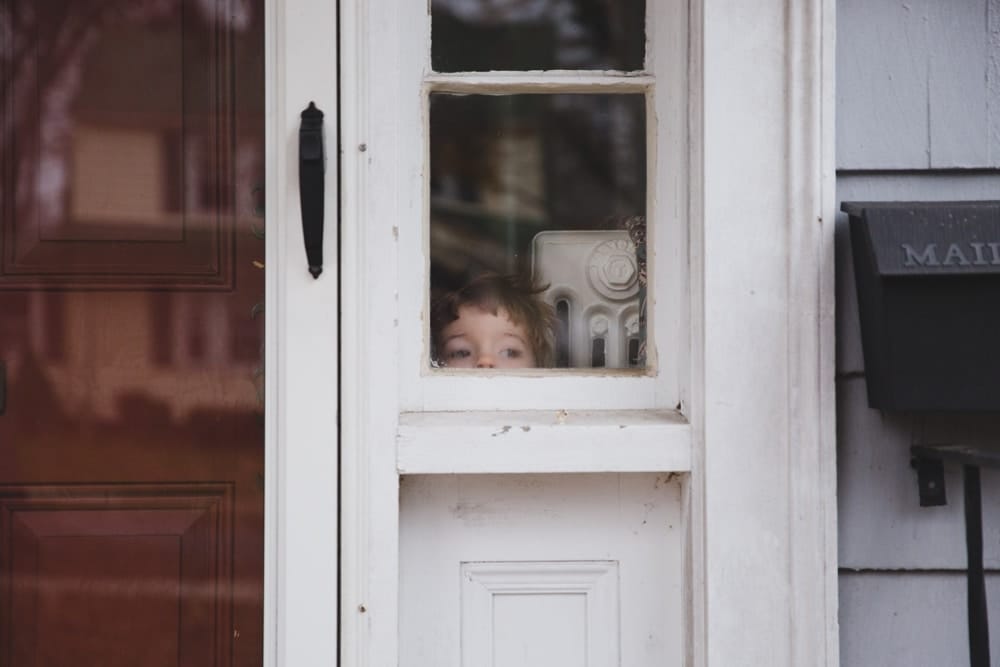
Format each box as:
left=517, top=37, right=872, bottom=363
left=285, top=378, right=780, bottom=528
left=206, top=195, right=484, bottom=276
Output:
left=429, top=93, right=646, bottom=369
left=432, top=0, right=646, bottom=72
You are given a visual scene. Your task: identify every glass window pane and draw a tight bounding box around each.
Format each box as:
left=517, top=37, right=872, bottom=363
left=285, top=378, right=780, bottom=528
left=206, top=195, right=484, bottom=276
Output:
left=431, top=0, right=646, bottom=72
left=429, top=93, right=647, bottom=370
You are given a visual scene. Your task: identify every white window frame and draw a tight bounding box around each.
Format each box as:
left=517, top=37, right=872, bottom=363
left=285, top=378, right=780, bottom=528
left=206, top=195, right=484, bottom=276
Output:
left=398, top=3, right=689, bottom=417
left=339, top=2, right=839, bottom=667
left=376, top=0, right=693, bottom=476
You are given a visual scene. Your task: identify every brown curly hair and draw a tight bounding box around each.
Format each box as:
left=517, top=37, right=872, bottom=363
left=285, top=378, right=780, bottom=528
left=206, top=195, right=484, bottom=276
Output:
left=431, top=273, right=556, bottom=367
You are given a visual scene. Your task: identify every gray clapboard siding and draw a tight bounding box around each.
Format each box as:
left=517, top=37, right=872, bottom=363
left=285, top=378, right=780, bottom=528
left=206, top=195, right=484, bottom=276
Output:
left=992, top=2, right=1000, bottom=161
left=837, top=1, right=1000, bottom=663
left=838, top=378, right=1000, bottom=570
left=837, top=0, right=930, bottom=168
left=838, top=0, right=1000, bottom=169
left=840, top=573, right=1000, bottom=667
left=928, top=0, right=990, bottom=167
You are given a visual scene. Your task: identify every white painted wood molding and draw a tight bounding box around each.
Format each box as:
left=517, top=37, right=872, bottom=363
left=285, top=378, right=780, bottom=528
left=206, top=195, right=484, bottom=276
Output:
left=397, top=410, right=691, bottom=474
left=688, top=0, right=838, bottom=665
left=266, top=0, right=341, bottom=664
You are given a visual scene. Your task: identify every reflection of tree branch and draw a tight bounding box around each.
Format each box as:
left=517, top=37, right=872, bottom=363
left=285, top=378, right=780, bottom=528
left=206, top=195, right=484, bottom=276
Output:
left=2, top=0, right=245, bottom=153
left=3, top=0, right=245, bottom=225
left=3, top=3, right=117, bottom=155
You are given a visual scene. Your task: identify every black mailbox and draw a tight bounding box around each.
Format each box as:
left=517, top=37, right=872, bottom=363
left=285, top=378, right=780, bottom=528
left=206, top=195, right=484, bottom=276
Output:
left=844, top=201, right=1000, bottom=412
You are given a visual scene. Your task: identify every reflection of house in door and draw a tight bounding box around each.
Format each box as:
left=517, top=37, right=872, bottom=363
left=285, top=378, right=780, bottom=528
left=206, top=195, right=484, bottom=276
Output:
left=1, top=2, right=267, bottom=663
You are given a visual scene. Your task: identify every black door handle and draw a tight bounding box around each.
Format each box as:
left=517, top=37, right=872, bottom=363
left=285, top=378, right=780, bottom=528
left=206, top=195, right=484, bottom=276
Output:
left=299, top=101, right=325, bottom=279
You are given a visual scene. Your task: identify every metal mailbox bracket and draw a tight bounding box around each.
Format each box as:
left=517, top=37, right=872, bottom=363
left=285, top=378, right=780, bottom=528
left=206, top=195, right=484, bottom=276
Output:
left=910, top=444, right=999, bottom=667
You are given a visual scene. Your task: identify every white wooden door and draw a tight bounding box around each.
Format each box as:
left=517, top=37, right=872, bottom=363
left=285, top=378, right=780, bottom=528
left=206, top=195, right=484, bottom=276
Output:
left=337, top=1, right=839, bottom=667
left=339, top=1, right=689, bottom=665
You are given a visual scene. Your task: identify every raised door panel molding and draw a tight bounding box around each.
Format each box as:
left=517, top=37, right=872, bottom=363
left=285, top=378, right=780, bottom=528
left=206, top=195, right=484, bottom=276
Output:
left=398, top=473, right=683, bottom=667
left=0, top=1, right=236, bottom=289
left=0, top=483, right=234, bottom=666
left=461, top=561, right=620, bottom=667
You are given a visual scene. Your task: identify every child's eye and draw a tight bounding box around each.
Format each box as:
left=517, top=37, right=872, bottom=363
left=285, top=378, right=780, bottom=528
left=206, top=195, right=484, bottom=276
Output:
left=499, top=348, right=523, bottom=359
left=446, top=348, right=471, bottom=360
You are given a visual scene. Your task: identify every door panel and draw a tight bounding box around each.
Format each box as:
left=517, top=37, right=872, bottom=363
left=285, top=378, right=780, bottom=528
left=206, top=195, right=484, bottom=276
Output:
left=0, top=1, right=265, bottom=664
left=2, top=484, right=233, bottom=667
left=399, top=474, right=684, bottom=667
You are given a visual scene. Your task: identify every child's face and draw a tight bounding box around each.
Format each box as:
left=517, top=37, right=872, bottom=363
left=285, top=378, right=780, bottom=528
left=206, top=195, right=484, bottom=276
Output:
left=439, top=305, right=536, bottom=369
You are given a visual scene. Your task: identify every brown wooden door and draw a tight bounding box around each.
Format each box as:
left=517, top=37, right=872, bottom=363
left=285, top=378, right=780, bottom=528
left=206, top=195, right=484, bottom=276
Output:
left=0, top=2, right=265, bottom=664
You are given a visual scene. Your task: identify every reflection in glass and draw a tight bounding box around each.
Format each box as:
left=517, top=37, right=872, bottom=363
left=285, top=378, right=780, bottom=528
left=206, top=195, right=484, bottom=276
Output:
left=432, top=0, right=645, bottom=72
left=430, top=93, right=646, bottom=369
left=1, top=1, right=265, bottom=663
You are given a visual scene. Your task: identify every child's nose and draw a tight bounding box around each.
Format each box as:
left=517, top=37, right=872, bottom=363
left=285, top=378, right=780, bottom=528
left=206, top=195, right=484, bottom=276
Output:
left=476, top=354, right=496, bottom=368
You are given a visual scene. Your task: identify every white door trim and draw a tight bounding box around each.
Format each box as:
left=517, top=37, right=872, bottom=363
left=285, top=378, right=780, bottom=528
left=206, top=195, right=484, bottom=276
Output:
left=339, top=0, right=401, bottom=663
left=265, top=0, right=340, bottom=664
left=688, top=0, right=838, bottom=664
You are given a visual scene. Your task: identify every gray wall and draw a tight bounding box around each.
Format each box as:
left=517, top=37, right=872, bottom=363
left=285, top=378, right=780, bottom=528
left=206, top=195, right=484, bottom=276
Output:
left=837, top=1, right=1000, bottom=664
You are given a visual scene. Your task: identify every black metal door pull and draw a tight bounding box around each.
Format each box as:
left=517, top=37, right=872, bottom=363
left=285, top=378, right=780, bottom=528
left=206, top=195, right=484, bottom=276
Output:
left=299, top=101, right=325, bottom=278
